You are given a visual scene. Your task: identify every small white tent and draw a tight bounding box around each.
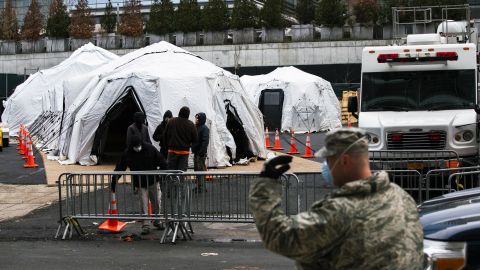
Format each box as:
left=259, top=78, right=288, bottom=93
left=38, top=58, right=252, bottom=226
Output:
left=48, top=41, right=265, bottom=167
left=1, top=43, right=118, bottom=133
left=241, top=66, right=342, bottom=132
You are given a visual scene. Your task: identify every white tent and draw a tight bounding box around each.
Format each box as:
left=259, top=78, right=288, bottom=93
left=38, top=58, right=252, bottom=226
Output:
left=49, top=41, right=265, bottom=167
left=241, top=66, right=342, bottom=132
left=1, top=43, right=118, bottom=133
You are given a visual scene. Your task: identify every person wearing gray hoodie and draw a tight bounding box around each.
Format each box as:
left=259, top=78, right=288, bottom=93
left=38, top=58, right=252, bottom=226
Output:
left=192, top=113, right=209, bottom=192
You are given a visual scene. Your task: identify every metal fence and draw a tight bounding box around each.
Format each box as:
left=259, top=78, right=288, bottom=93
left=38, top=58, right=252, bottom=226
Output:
left=382, top=170, right=424, bottom=202
left=56, top=166, right=480, bottom=242
left=369, top=150, right=460, bottom=171
left=56, top=171, right=305, bottom=243
left=425, top=166, right=480, bottom=200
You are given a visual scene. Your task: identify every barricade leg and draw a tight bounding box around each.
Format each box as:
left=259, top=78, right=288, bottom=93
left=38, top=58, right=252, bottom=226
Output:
left=61, top=216, right=84, bottom=240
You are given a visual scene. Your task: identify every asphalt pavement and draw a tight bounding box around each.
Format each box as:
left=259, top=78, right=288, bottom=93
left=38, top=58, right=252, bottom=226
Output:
left=0, top=143, right=46, bottom=184
left=0, top=240, right=294, bottom=270
left=0, top=199, right=295, bottom=270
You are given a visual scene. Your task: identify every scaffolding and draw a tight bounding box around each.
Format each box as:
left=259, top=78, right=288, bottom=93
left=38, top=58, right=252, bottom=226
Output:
left=392, top=4, right=472, bottom=43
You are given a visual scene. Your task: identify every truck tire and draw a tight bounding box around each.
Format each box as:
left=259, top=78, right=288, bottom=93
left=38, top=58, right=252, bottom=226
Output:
left=2, top=138, right=8, bottom=147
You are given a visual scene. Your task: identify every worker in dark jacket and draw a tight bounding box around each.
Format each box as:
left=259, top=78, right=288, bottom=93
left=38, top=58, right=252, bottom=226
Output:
left=164, top=106, right=198, bottom=171
left=153, top=110, right=173, bottom=159
left=112, top=135, right=167, bottom=235
left=192, top=113, right=210, bottom=192
left=126, top=112, right=151, bottom=148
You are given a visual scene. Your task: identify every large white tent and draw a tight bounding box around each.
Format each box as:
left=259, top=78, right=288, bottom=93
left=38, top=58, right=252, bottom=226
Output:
left=241, top=66, right=342, bottom=132
left=41, top=41, right=265, bottom=167
left=1, top=43, right=118, bottom=133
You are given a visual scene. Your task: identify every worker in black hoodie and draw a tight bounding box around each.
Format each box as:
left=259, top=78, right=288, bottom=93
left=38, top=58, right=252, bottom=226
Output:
left=153, top=110, right=173, bottom=159
left=126, top=112, right=151, bottom=148
left=192, top=113, right=210, bottom=192
left=164, top=106, right=198, bottom=171
left=112, top=135, right=167, bottom=235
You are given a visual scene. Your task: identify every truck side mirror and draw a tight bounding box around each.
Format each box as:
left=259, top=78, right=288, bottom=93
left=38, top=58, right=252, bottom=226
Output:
left=347, top=96, right=358, bottom=119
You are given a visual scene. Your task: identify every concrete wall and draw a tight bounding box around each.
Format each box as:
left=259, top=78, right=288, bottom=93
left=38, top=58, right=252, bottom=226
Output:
left=0, top=40, right=391, bottom=75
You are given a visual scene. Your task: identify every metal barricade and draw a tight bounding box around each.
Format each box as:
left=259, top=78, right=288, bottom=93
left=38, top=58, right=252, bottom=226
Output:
left=56, top=171, right=303, bottom=243
left=380, top=170, right=423, bottom=203
left=291, top=172, right=333, bottom=212
left=291, top=170, right=422, bottom=209
left=448, top=171, right=480, bottom=192
left=369, top=150, right=460, bottom=172
left=56, top=171, right=182, bottom=241
left=425, top=166, right=480, bottom=200
left=56, top=169, right=428, bottom=242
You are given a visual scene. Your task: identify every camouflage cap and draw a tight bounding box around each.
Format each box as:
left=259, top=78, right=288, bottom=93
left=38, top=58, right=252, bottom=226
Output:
left=315, top=128, right=369, bottom=158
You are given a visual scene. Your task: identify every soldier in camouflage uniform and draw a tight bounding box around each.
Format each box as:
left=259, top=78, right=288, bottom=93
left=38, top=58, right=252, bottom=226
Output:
left=250, top=128, right=424, bottom=270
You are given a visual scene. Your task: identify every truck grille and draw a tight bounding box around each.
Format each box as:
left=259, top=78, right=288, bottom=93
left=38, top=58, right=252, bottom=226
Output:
left=386, top=131, right=446, bottom=150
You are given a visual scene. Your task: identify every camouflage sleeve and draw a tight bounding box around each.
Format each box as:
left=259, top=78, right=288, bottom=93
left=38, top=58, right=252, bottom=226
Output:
left=250, top=177, right=350, bottom=263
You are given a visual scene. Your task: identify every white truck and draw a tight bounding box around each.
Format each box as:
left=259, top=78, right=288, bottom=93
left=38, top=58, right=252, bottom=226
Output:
left=349, top=22, right=479, bottom=168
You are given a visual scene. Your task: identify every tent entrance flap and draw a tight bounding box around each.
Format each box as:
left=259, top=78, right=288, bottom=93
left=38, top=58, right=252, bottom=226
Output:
left=224, top=100, right=254, bottom=163
left=91, top=87, right=144, bottom=164
left=259, top=89, right=284, bottom=130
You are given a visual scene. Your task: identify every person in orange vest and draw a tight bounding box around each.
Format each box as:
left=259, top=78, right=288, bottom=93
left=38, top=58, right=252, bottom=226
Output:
left=163, top=106, right=198, bottom=171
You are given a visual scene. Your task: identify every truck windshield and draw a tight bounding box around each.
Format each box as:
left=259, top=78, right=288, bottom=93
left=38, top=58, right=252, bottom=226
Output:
left=361, top=69, right=475, bottom=111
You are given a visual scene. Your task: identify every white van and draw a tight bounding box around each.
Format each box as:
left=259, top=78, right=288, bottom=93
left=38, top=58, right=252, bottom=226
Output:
left=349, top=30, right=478, bottom=167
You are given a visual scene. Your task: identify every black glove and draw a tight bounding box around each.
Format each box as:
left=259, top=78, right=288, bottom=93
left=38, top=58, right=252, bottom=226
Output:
left=260, top=155, right=293, bottom=179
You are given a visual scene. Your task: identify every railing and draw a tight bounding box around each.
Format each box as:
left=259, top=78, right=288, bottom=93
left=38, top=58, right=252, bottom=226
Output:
left=56, top=171, right=303, bottom=243
left=369, top=150, right=460, bottom=171
left=56, top=165, right=480, bottom=242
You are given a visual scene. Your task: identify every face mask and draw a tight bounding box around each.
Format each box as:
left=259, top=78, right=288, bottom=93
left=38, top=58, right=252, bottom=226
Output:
left=320, top=135, right=368, bottom=187
left=133, top=145, right=142, bottom=152
left=322, top=160, right=334, bottom=186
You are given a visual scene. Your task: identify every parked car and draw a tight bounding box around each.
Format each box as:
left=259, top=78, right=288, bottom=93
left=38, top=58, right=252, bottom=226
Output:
left=0, top=122, right=9, bottom=147
left=419, top=188, right=480, bottom=270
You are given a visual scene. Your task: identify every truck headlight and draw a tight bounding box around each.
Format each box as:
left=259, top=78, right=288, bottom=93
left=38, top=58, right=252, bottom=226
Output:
left=462, top=130, right=474, bottom=141
left=454, top=130, right=474, bottom=142
left=365, top=132, right=379, bottom=145
left=423, top=239, right=466, bottom=270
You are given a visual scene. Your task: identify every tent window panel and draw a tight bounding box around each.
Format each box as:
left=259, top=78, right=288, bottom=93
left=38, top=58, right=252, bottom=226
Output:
left=264, top=92, right=281, bottom=105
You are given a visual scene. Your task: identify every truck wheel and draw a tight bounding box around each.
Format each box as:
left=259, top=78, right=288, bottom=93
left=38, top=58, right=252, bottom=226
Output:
left=0, top=146, right=2, bottom=152
left=2, top=138, right=8, bottom=147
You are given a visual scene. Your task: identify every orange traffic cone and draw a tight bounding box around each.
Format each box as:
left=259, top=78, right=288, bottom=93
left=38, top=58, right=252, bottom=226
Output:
left=286, top=130, right=300, bottom=155
left=16, top=125, right=23, bottom=151
left=21, top=129, right=28, bottom=155
left=301, top=132, right=314, bottom=158
left=99, top=192, right=127, bottom=233
left=22, top=138, right=29, bottom=160
left=18, top=127, right=26, bottom=155
left=347, top=116, right=352, bottom=128
left=272, top=129, right=284, bottom=150
left=23, top=137, right=39, bottom=168
left=265, top=127, right=272, bottom=149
